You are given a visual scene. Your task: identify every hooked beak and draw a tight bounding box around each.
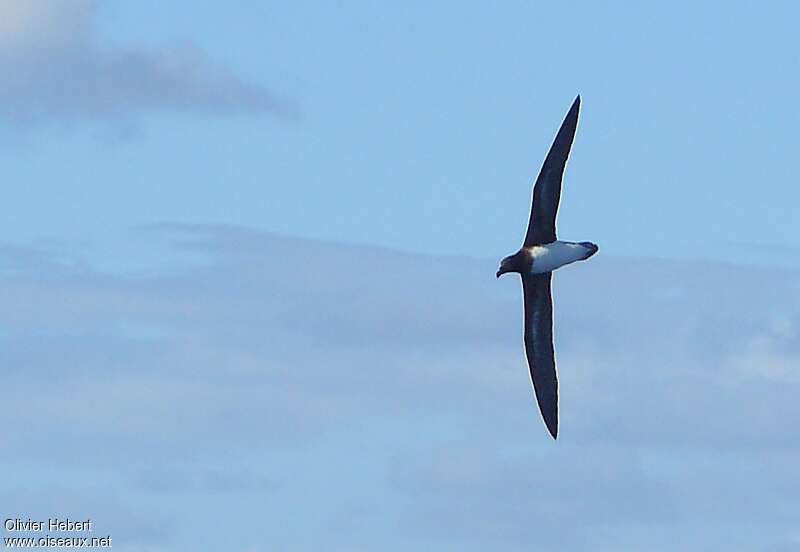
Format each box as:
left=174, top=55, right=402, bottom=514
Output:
left=497, top=255, right=514, bottom=278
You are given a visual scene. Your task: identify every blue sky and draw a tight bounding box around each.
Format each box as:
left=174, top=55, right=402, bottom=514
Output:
left=2, top=1, right=799, bottom=265
left=2, top=2, right=800, bottom=551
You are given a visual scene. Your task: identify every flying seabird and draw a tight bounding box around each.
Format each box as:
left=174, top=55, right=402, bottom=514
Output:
left=496, top=95, right=598, bottom=439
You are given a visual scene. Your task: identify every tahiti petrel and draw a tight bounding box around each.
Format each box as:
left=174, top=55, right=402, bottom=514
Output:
left=496, top=95, right=598, bottom=439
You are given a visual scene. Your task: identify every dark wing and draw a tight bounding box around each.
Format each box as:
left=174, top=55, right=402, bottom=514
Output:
left=521, top=272, right=558, bottom=439
left=523, top=95, right=581, bottom=246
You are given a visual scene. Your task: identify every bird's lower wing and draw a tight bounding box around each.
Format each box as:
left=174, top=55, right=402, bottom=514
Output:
left=521, top=272, right=558, bottom=438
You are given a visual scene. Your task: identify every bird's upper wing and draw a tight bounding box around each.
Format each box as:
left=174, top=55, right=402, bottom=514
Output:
left=521, top=272, right=558, bottom=439
left=523, top=96, right=581, bottom=247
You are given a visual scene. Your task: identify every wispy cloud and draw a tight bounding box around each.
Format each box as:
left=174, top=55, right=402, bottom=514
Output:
left=0, top=0, right=292, bottom=125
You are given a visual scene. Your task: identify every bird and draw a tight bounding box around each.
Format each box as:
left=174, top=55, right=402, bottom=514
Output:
left=496, top=95, right=598, bottom=439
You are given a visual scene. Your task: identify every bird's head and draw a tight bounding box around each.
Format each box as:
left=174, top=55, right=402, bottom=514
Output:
left=496, top=250, right=526, bottom=278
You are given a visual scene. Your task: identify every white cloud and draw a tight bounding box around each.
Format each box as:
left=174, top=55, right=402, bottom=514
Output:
left=734, top=319, right=800, bottom=383
left=0, top=0, right=290, bottom=124
left=0, top=0, right=90, bottom=53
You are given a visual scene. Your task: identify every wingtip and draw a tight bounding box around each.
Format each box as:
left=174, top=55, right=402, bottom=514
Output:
left=541, top=412, right=558, bottom=439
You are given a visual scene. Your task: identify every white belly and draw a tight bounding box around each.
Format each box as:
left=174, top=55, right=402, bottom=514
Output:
left=528, top=241, right=590, bottom=273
